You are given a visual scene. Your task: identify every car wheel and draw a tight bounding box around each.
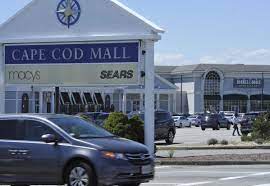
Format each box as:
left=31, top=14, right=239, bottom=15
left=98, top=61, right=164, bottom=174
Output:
left=212, top=128, right=215, bottom=130
left=189, top=123, right=192, bottom=128
left=216, top=124, right=220, bottom=130
left=227, top=125, right=230, bottom=130
left=120, top=183, right=141, bottom=186
left=165, top=130, right=174, bottom=144
left=66, top=161, right=96, bottom=186
left=179, top=123, right=183, bottom=128
left=11, top=185, right=30, bottom=186
left=201, top=127, right=205, bottom=131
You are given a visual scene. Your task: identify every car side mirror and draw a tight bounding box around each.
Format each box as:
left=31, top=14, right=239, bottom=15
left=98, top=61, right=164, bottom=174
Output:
left=41, top=134, right=58, bottom=144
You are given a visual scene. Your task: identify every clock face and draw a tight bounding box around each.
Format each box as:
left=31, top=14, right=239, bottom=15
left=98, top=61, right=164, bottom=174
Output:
left=56, top=0, right=81, bottom=28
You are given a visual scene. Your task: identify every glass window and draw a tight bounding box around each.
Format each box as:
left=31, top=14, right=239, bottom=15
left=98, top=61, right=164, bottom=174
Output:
left=84, top=93, right=93, bottom=104
left=204, top=71, right=221, bottom=112
left=156, top=112, right=170, bottom=121
left=23, top=120, right=58, bottom=141
left=73, top=92, right=83, bottom=104
left=0, top=120, right=20, bottom=140
left=61, top=92, right=72, bottom=104
left=49, top=116, right=114, bottom=139
left=94, top=93, right=104, bottom=105
left=204, top=71, right=220, bottom=96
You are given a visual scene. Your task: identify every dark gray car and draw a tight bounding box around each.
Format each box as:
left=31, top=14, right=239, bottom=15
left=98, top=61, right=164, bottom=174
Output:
left=0, top=114, right=154, bottom=186
left=201, top=113, right=231, bottom=130
left=128, top=110, right=176, bottom=144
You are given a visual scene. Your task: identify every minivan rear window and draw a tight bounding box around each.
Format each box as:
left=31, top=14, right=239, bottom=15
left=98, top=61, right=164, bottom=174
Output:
left=0, top=120, right=18, bottom=140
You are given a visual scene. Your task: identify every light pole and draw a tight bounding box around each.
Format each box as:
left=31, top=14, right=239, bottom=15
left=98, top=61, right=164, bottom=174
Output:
left=180, top=74, right=183, bottom=113
left=261, top=72, right=264, bottom=111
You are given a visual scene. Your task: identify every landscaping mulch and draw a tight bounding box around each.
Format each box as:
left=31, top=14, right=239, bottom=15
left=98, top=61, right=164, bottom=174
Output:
left=158, top=153, right=270, bottom=161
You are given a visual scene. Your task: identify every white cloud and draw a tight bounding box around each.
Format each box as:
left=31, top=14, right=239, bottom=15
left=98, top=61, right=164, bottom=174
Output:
left=155, top=49, right=270, bottom=66
left=199, top=48, right=270, bottom=65
left=155, top=53, right=192, bottom=66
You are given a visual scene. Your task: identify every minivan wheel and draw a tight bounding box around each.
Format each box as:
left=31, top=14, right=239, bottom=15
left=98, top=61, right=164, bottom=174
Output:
left=66, top=162, right=96, bottom=186
left=165, top=130, right=174, bottom=144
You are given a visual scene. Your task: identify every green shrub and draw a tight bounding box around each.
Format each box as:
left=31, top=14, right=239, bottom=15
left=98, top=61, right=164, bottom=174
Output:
left=207, top=138, right=218, bottom=145
left=104, top=112, right=129, bottom=138
left=220, top=139, right=228, bottom=145
left=254, top=138, right=264, bottom=145
left=125, top=115, right=144, bottom=143
left=251, top=112, right=270, bottom=141
left=104, top=112, right=144, bottom=144
left=241, top=135, right=253, bottom=142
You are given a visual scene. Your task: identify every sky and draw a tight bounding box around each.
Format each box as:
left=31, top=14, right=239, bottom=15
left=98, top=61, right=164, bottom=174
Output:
left=1, top=0, right=270, bottom=66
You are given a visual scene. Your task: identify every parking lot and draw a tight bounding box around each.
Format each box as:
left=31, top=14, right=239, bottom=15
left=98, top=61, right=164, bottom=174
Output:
left=156, top=126, right=241, bottom=146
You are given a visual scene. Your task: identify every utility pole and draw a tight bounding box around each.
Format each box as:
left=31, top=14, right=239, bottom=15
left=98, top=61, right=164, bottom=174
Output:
left=55, top=87, right=60, bottom=114
left=180, top=74, right=183, bottom=113
left=261, top=72, right=264, bottom=111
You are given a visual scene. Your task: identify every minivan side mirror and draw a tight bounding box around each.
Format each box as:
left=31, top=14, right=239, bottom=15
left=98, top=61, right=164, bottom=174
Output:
left=41, top=134, right=58, bottom=144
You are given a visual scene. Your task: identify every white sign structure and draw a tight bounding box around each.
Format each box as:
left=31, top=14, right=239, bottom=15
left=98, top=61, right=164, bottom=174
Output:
left=0, top=0, right=164, bottom=154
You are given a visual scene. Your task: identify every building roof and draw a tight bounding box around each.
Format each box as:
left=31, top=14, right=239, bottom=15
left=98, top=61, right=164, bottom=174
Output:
left=155, top=64, right=270, bottom=75
left=0, top=0, right=164, bottom=43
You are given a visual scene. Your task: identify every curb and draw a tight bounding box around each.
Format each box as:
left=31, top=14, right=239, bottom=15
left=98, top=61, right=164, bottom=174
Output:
left=155, top=160, right=270, bottom=166
left=157, top=145, right=270, bottom=150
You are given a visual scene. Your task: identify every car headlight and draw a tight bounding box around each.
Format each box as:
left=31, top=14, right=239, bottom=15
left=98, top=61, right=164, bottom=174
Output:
left=101, top=151, right=127, bottom=160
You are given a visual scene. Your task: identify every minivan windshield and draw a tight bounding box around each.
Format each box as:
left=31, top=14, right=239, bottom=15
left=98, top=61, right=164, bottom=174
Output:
left=49, top=116, right=114, bottom=139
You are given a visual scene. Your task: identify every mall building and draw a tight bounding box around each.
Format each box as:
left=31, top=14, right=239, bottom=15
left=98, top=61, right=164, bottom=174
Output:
left=156, top=64, right=270, bottom=114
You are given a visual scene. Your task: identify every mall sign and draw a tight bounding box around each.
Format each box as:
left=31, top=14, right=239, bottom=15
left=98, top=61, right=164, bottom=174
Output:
left=233, top=78, right=264, bottom=88
left=5, top=42, right=139, bottom=85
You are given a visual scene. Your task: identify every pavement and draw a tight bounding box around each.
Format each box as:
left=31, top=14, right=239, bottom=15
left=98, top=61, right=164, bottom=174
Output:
left=156, top=127, right=242, bottom=147
left=142, top=165, right=270, bottom=186
left=155, top=127, right=270, bottom=165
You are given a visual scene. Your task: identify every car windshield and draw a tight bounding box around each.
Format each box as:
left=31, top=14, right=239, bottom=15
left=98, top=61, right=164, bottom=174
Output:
left=49, top=116, right=114, bottom=139
left=188, top=116, right=197, bottom=119
left=97, top=114, right=109, bottom=120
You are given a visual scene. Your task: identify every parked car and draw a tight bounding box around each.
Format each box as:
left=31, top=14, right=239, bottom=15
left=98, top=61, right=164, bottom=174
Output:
left=128, top=110, right=176, bottom=144
left=94, top=113, right=110, bottom=127
left=201, top=113, right=231, bottom=130
left=222, top=111, right=235, bottom=123
left=77, top=112, right=109, bottom=125
left=0, top=114, right=154, bottom=186
left=187, top=115, right=202, bottom=127
left=172, top=115, right=191, bottom=128
left=240, top=112, right=260, bottom=135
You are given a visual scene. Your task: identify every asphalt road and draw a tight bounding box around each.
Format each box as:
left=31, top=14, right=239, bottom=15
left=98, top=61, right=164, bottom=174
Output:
left=143, top=165, right=270, bottom=186
left=156, top=126, right=242, bottom=146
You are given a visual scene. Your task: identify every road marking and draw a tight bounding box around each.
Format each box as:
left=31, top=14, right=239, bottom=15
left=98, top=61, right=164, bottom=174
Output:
left=252, top=172, right=270, bottom=176
left=155, top=166, right=172, bottom=169
left=177, top=181, right=213, bottom=186
left=253, top=184, right=270, bottom=186
left=219, top=172, right=270, bottom=181
left=157, top=170, right=257, bottom=174
left=142, top=182, right=213, bottom=186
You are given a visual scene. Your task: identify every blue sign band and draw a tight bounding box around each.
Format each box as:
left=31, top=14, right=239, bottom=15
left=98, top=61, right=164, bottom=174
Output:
left=5, top=42, right=139, bottom=64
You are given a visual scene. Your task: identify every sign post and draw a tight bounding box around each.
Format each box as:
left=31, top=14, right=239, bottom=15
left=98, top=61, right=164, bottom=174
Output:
left=144, top=40, right=155, bottom=155
left=0, top=45, right=4, bottom=114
